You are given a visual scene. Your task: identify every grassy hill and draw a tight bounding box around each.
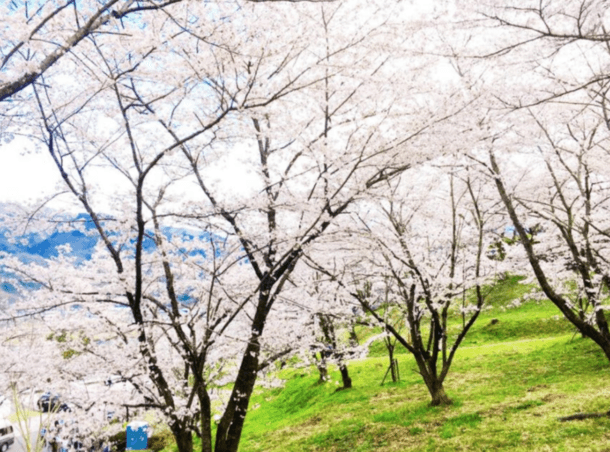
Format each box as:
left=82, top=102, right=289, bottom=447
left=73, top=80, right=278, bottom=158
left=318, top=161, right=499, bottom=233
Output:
left=160, top=276, right=610, bottom=451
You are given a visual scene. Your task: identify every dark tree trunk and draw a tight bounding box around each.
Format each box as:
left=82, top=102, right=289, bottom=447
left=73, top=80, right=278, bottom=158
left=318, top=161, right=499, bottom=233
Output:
left=349, top=325, right=359, bottom=346
left=214, top=339, right=261, bottom=452
left=215, top=294, right=269, bottom=452
left=413, top=354, right=452, bottom=406
left=601, top=342, right=610, bottom=363
left=385, top=336, right=397, bottom=383
left=317, top=313, right=353, bottom=389
left=429, top=382, right=452, bottom=406
left=170, top=424, right=193, bottom=452
left=339, top=364, right=352, bottom=389
left=198, top=386, right=213, bottom=452
left=490, top=151, right=610, bottom=365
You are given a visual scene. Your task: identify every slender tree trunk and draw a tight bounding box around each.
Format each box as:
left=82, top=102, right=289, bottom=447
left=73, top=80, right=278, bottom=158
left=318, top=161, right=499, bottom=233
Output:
left=349, top=325, right=359, bottom=346
left=339, top=364, right=352, bottom=389
left=317, top=313, right=352, bottom=389
left=385, top=337, right=397, bottom=383
left=489, top=151, right=610, bottom=364
left=314, top=352, right=329, bottom=384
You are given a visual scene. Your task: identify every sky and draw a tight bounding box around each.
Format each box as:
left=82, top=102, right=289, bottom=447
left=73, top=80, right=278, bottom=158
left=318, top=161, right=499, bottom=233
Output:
left=0, top=134, right=260, bottom=215
left=0, top=136, right=61, bottom=204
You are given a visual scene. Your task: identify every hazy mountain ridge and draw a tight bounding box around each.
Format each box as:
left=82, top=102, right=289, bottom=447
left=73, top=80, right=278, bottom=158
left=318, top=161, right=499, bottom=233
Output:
left=0, top=204, right=209, bottom=297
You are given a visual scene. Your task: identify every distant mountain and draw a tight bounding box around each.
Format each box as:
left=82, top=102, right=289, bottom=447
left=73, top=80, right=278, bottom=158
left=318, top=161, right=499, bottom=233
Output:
left=0, top=207, right=210, bottom=299
left=24, top=229, right=98, bottom=260
left=0, top=226, right=98, bottom=262
left=0, top=209, right=99, bottom=297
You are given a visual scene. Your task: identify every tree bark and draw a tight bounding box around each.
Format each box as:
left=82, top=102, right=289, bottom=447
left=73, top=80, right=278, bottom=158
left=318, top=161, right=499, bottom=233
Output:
left=429, top=382, right=452, bottom=407
left=349, top=325, right=359, bottom=346
left=339, top=364, right=352, bottom=390
left=314, top=352, right=329, bottom=384
left=170, top=424, right=193, bottom=452
left=215, top=339, right=261, bottom=452
left=316, top=313, right=352, bottom=389
left=414, top=354, right=453, bottom=406
left=385, top=337, right=397, bottom=383
left=215, top=291, right=270, bottom=452
left=489, top=151, right=610, bottom=364
left=198, top=386, right=213, bottom=452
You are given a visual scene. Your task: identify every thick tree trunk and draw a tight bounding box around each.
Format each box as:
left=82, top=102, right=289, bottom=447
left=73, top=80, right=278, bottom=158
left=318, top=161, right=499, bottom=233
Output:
left=214, top=338, right=261, bottom=452
left=414, top=355, right=452, bottom=406
left=215, top=294, right=270, bottom=452
left=198, top=386, right=213, bottom=452
left=429, top=382, right=452, bottom=406
left=170, top=424, right=193, bottom=452
left=600, top=342, right=610, bottom=364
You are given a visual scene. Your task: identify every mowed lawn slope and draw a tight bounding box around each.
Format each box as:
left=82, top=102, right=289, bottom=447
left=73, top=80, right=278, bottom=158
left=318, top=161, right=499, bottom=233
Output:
left=160, top=276, right=610, bottom=451
left=237, top=277, right=610, bottom=452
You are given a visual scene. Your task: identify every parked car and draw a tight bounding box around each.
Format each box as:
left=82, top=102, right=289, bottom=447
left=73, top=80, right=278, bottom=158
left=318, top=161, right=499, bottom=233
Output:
left=0, top=422, right=14, bottom=452
left=37, top=392, right=71, bottom=413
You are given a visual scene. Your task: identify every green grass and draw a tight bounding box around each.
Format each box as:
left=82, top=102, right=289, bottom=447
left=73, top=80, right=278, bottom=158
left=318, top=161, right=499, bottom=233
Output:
left=366, top=275, right=576, bottom=358
left=161, top=276, right=610, bottom=451
left=236, top=277, right=609, bottom=452
left=237, top=334, right=610, bottom=452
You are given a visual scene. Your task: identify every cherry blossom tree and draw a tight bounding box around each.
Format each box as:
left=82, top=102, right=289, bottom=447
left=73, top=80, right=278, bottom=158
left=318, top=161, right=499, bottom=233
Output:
left=311, top=312, right=354, bottom=388
left=0, top=0, right=336, bottom=103
left=311, top=163, right=508, bottom=406
left=483, top=107, right=610, bottom=362
left=460, top=0, right=610, bottom=362
left=0, top=315, right=138, bottom=452
left=297, top=272, right=361, bottom=389
left=428, top=0, right=610, bottom=420
left=0, top=0, right=194, bottom=140
left=0, top=1, right=463, bottom=451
